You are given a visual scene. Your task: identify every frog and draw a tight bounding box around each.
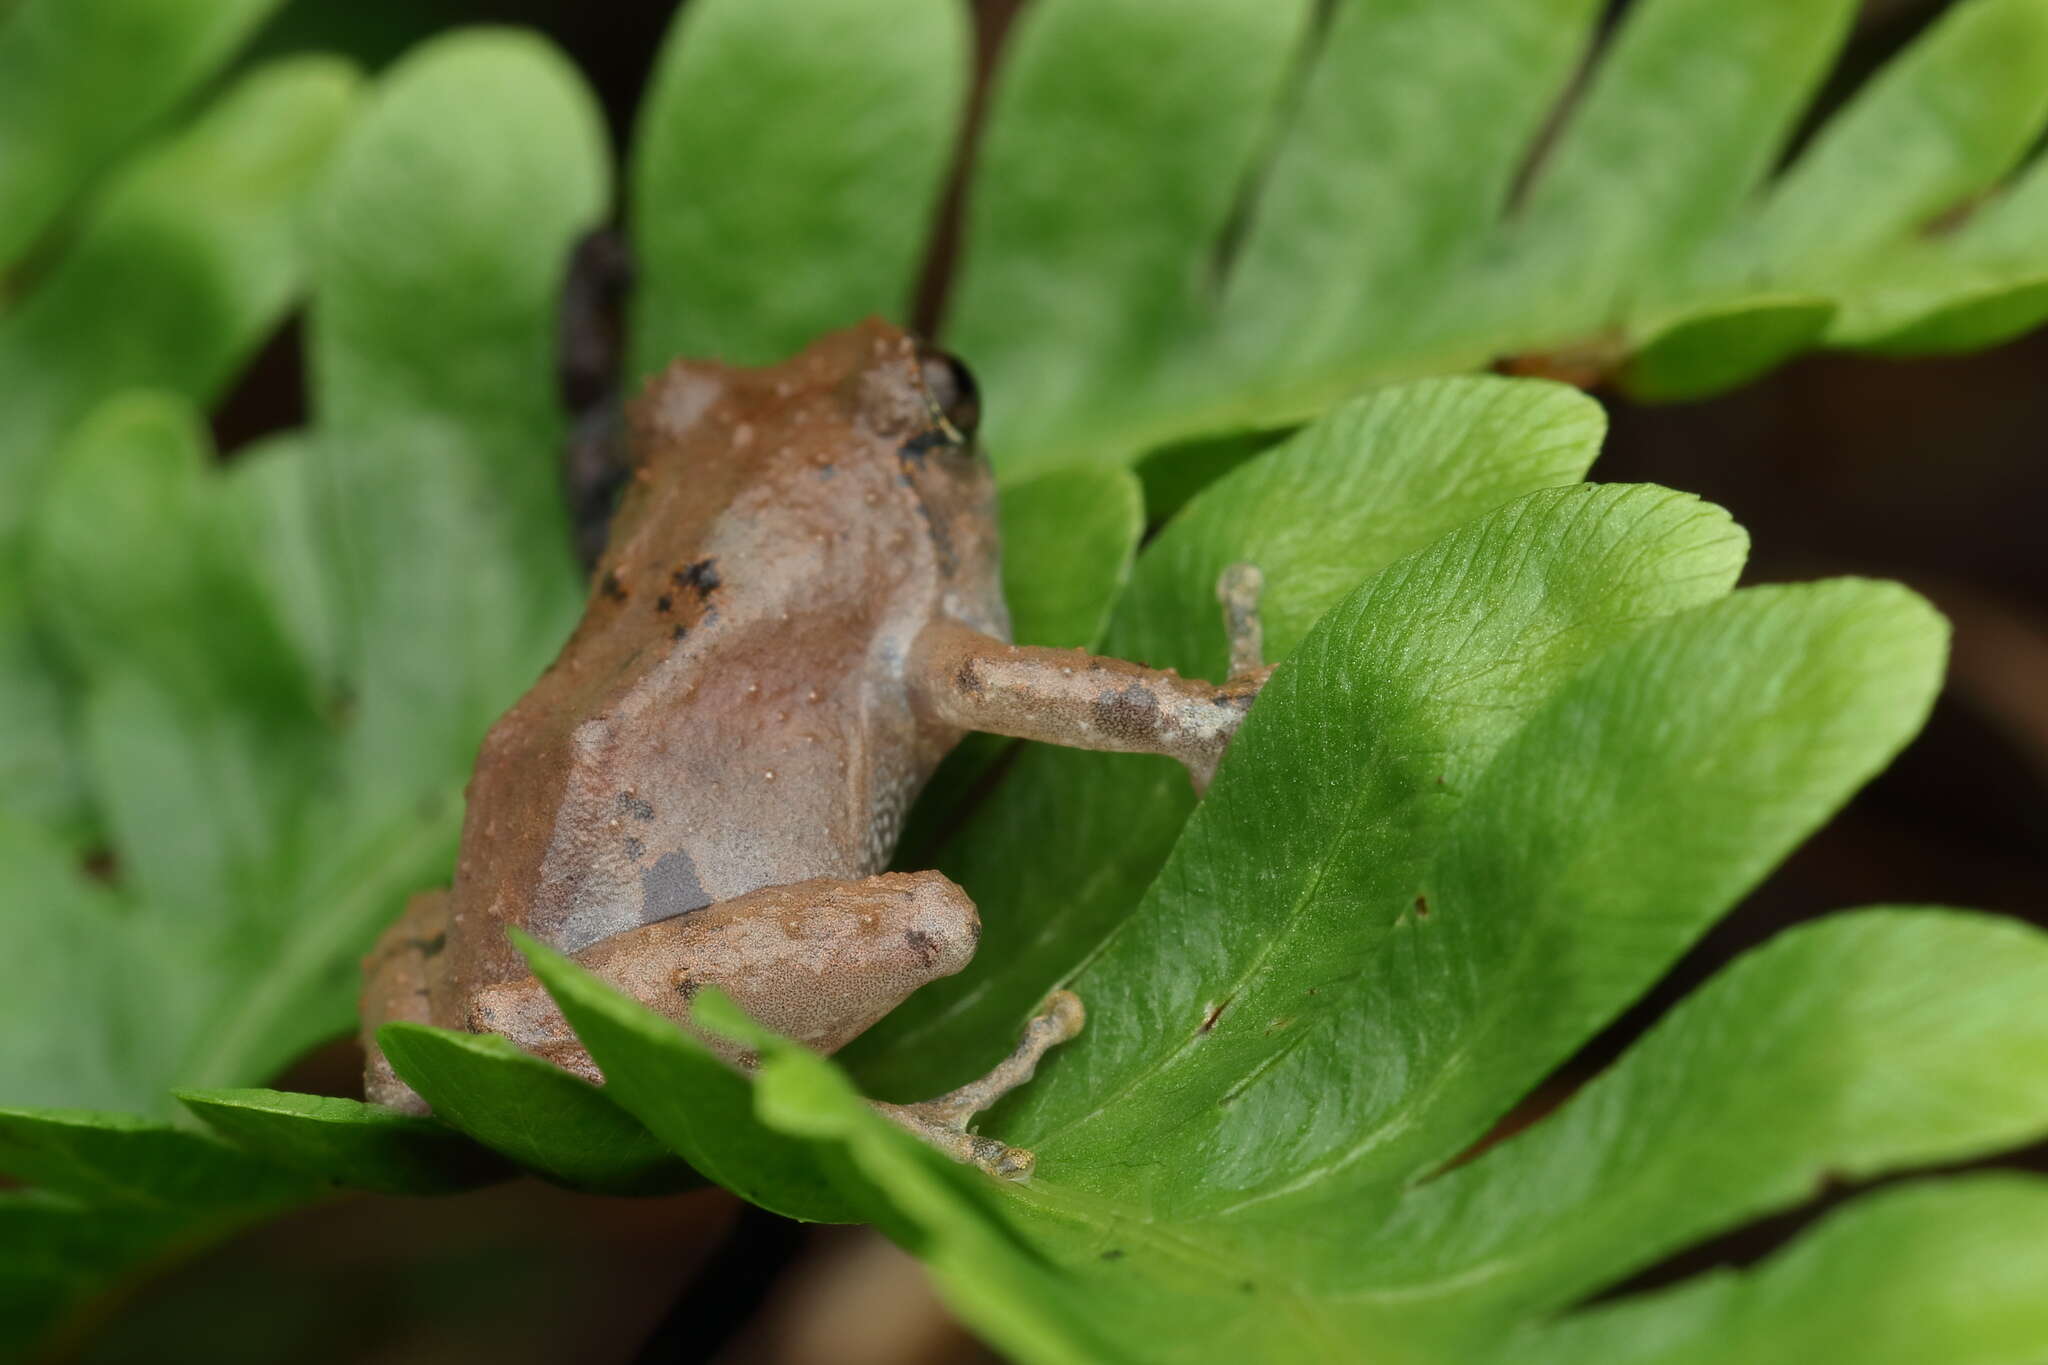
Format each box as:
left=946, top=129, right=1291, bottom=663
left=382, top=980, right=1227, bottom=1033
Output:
left=359, top=319, right=1272, bottom=1179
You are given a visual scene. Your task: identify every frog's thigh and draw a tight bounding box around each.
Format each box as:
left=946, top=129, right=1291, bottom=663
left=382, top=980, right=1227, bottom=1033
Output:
left=465, top=870, right=982, bottom=1067
left=359, top=888, right=451, bottom=1114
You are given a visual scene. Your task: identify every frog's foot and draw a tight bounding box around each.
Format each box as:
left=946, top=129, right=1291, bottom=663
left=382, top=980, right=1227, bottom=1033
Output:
left=1177, top=561, right=1276, bottom=792
left=871, top=991, right=1084, bottom=1181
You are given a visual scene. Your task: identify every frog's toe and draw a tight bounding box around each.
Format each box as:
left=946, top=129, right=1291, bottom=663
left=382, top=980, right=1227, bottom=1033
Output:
left=867, top=989, right=1082, bottom=1180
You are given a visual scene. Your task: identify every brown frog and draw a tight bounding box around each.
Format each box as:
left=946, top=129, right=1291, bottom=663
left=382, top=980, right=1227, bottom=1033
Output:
left=360, top=320, right=1271, bottom=1177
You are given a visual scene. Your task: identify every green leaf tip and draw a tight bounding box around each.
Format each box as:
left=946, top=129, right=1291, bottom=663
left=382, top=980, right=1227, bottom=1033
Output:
left=172, top=1089, right=506, bottom=1197
left=0, top=1106, right=317, bottom=1210
left=1621, top=296, right=1837, bottom=402
left=374, top=1022, right=691, bottom=1197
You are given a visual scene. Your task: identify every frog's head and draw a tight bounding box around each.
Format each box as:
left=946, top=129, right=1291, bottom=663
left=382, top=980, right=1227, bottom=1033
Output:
left=883, top=334, right=1008, bottom=638
left=620, top=319, right=1009, bottom=640
left=825, top=322, right=1008, bottom=639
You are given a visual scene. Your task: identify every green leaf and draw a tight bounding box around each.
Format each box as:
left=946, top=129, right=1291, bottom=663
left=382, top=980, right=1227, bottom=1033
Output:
left=629, top=0, right=967, bottom=373
left=1840, top=269, right=2048, bottom=355
left=27, top=394, right=326, bottom=922
left=1208, top=0, right=1601, bottom=407
left=0, top=1108, right=315, bottom=1209
left=30, top=393, right=315, bottom=715
left=1073, top=580, right=1942, bottom=1237
left=134, top=25, right=619, bottom=1113
left=176, top=792, right=467, bottom=1098
left=511, top=911, right=2046, bottom=1363
left=1010, top=484, right=1750, bottom=1192
left=832, top=579, right=1955, bottom=1364
left=75, top=675, right=304, bottom=928
left=375, top=1022, right=692, bottom=1196
left=849, top=376, right=1612, bottom=1100
left=218, top=433, right=350, bottom=707
left=997, top=468, right=1145, bottom=652
left=0, top=572, right=87, bottom=838
left=0, top=30, right=614, bottom=1116
left=933, top=0, right=2048, bottom=465
left=1729, top=0, right=2048, bottom=300
left=0, top=56, right=359, bottom=545
left=1619, top=296, right=1835, bottom=402
left=724, top=1000, right=1123, bottom=1364
left=945, top=0, right=1314, bottom=476
left=1356, top=909, right=2048, bottom=1320
left=1117, top=377, right=1610, bottom=673
left=0, top=0, right=284, bottom=262
left=308, top=28, right=607, bottom=813
left=0, top=817, right=193, bottom=1113
left=0, top=1111, right=312, bottom=1352
left=1132, top=428, right=1283, bottom=528
left=1825, top=141, right=2048, bottom=350
left=174, top=1089, right=505, bottom=1196
left=520, top=960, right=1122, bottom=1361
left=0, top=1191, right=195, bottom=1350
left=0, top=52, right=351, bottom=871
left=1500, top=0, right=1858, bottom=337
left=1496, top=1176, right=2048, bottom=1365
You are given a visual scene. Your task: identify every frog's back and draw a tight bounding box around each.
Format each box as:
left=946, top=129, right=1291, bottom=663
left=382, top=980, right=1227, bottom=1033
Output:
left=442, top=322, right=1004, bottom=992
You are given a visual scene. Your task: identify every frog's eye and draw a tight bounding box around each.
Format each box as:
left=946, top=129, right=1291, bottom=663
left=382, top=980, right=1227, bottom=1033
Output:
left=916, top=344, right=981, bottom=443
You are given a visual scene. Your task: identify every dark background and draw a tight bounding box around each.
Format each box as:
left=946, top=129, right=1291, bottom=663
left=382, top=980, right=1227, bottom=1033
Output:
left=67, top=1, right=2048, bottom=1361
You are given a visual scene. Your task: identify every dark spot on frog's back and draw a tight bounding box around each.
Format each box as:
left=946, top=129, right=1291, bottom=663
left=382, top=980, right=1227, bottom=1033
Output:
left=615, top=791, right=655, bottom=821
left=904, top=927, right=940, bottom=969
left=644, top=847, right=712, bottom=921
left=600, top=570, right=628, bottom=602
left=674, top=557, right=721, bottom=599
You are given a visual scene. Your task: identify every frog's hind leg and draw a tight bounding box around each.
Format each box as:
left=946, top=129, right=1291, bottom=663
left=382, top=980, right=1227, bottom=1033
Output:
left=359, top=889, right=451, bottom=1115
left=871, top=990, right=1084, bottom=1181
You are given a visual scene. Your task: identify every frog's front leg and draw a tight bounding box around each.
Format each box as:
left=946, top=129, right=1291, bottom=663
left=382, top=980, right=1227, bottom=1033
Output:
left=911, top=563, right=1274, bottom=791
